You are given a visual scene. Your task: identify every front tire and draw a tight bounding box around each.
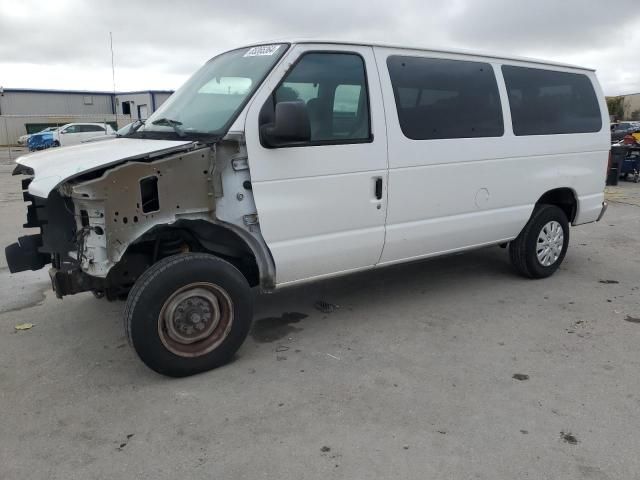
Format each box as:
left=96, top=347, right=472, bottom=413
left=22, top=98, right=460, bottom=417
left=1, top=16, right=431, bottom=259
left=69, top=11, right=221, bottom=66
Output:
left=509, top=204, right=569, bottom=279
left=124, top=253, right=253, bottom=377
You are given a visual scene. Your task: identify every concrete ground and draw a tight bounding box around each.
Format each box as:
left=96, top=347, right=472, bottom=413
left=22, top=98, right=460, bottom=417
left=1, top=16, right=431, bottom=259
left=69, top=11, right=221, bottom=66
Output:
left=1, top=146, right=639, bottom=480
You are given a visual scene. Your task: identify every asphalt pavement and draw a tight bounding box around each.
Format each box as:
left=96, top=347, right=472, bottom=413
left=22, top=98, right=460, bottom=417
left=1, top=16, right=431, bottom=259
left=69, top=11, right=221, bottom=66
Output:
left=1, top=147, right=639, bottom=479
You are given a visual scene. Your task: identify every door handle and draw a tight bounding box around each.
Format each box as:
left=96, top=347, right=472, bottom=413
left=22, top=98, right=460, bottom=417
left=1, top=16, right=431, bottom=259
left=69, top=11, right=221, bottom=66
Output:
left=374, top=177, right=383, bottom=200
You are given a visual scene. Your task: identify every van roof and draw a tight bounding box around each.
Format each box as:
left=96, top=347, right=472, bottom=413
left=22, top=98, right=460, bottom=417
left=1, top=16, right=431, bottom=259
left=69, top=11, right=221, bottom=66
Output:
left=246, top=39, right=594, bottom=72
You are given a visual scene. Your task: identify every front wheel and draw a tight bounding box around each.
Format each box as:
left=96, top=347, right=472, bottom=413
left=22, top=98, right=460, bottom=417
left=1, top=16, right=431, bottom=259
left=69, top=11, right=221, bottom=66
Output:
left=124, top=253, right=253, bottom=377
left=509, top=204, right=569, bottom=279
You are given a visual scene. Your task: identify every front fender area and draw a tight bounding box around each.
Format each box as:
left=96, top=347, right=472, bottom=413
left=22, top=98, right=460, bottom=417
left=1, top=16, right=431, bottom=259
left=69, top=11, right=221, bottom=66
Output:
left=67, top=136, right=276, bottom=293
left=69, top=146, right=215, bottom=277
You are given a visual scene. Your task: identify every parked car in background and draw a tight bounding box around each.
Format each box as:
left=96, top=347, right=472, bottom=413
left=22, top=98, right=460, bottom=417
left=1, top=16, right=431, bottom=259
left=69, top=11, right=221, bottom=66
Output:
left=27, top=123, right=115, bottom=150
left=27, top=129, right=58, bottom=151
left=17, top=126, right=59, bottom=146
left=82, top=122, right=133, bottom=143
left=57, top=123, right=115, bottom=146
left=611, top=122, right=639, bottom=143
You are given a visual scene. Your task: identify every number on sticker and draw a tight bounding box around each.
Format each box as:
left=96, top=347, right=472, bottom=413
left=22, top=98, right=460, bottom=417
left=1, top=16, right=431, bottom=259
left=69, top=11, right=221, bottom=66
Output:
left=244, top=45, right=281, bottom=57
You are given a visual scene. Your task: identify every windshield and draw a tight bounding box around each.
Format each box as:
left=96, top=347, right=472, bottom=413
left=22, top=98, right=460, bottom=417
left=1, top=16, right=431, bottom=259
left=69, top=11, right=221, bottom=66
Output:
left=134, top=44, right=287, bottom=140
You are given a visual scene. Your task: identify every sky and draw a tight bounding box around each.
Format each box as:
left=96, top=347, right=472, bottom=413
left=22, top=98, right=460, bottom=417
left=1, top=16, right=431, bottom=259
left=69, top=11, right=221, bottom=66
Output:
left=1, top=0, right=639, bottom=96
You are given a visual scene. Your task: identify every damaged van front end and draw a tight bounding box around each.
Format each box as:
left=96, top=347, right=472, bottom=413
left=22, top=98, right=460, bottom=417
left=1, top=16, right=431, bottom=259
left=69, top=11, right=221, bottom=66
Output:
left=6, top=136, right=275, bottom=301
left=5, top=42, right=291, bottom=377
left=5, top=42, right=290, bottom=308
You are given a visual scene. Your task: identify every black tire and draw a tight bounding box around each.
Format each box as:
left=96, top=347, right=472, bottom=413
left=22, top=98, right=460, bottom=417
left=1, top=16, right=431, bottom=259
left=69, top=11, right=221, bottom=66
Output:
left=124, top=253, right=253, bottom=377
left=52, top=141, right=60, bottom=147
left=509, top=204, right=569, bottom=279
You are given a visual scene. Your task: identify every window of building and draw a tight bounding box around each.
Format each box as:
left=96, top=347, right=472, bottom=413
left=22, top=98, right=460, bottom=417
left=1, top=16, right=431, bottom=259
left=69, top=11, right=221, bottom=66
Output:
left=387, top=55, right=504, bottom=140
left=501, top=65, right=602, bottom=136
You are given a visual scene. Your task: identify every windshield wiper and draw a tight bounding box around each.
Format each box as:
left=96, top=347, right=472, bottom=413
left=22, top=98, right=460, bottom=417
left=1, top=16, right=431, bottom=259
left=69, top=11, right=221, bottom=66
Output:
left=151, top=117, right=186, bottom=138
left=118, top=119, right=145, bottom=137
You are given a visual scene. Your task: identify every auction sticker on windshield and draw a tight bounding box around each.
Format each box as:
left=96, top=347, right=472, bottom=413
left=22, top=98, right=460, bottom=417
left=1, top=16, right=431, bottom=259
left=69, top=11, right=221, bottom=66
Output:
left=244, top=45, right=281, bottom=57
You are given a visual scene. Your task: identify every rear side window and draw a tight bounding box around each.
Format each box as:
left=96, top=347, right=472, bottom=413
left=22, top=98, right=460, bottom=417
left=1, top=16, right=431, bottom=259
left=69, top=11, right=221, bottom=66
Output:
left=387, top=55, right=504, bottom=140
left=502, top=66, right=602, bottom=135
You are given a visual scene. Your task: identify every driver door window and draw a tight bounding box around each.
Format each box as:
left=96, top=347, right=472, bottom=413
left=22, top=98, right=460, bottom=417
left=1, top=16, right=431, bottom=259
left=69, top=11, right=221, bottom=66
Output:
left=272, top=52, right=371, bottom=143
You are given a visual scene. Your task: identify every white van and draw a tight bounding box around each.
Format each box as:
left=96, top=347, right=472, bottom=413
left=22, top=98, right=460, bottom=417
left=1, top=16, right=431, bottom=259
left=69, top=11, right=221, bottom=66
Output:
left=6, top=40, right=609, bottom=376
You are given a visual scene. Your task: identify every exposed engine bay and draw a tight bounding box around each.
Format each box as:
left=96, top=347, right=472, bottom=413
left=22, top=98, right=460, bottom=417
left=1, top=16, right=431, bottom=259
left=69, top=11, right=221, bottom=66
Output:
left=6, top=136, right=275, bottom=300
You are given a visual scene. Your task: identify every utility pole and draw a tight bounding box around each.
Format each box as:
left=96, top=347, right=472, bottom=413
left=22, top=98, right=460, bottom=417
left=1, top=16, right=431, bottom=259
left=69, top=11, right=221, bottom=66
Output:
left=110, top=32, right=116, bottom=94
left=110, top=32, right=117, bottom=119
left=0, top=86, right=11, bottom=160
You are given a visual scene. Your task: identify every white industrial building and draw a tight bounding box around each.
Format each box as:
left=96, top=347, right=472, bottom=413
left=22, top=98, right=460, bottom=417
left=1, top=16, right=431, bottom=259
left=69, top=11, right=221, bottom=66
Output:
left=0, top=88, right=173, bottom=145
left=115, top=91, right=172, bottom=121
left=621, top=93, right=640, bottom=120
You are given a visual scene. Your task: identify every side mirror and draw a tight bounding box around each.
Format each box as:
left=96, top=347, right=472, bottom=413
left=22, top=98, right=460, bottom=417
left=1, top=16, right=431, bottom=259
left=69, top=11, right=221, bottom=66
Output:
left=60, top=130, right=67, bottom=134
left=260, top=101, right=311, bottom=148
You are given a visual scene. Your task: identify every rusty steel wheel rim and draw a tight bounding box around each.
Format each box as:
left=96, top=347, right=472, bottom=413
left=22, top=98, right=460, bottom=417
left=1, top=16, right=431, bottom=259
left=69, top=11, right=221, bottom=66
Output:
left=158, top=282, right=234, bottom=358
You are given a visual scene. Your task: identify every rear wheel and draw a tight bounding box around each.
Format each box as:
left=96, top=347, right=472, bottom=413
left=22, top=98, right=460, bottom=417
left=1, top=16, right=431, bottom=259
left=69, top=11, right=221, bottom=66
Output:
left=509, top=204, right=569, bottom=279
left=124, top=253, right=253, bottom=377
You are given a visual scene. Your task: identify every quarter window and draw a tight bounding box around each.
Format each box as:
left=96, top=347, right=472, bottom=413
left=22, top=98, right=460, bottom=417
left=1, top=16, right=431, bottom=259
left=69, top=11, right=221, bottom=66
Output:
left=387, top=55, right=504, bottom=140
left=272, top=52, right=371, bottom=143
left=501, top=66, right=602, bottom=136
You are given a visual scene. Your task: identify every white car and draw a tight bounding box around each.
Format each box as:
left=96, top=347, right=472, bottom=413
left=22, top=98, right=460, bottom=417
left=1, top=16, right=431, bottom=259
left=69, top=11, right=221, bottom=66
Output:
left=6, top=40, right=609, bottom=377
left=17, top=126, right=58, bottom=146
left=82, top=122, right=134, bottom=143
left=55, top=122, right=116, bottom=146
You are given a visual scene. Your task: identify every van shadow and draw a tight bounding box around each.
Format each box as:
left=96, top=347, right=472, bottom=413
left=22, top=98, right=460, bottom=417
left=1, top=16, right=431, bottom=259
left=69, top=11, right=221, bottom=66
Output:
left=251, top=245, right=517, bottom=341
left=67, top=245, right=519, bottom=379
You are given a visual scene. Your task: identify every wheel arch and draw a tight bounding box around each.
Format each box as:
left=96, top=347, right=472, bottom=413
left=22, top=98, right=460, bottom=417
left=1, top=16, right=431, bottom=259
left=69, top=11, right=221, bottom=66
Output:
left=535, top=187, right=578, bottom=223
left=115, top=219, right=276, bottom=291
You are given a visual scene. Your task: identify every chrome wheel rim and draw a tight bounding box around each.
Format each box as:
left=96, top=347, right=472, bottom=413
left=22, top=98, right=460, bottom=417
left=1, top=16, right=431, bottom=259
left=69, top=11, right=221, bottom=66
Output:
left=158, top=282, right=234, bottom=358
left=536, top=221, right=564, bottom=267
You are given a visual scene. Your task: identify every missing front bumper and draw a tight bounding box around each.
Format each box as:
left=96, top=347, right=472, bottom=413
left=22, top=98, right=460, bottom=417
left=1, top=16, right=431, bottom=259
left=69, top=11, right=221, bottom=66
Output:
left=4, top=235, right=50, bottom=273
left=49, top=268, right=103, bottom=298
